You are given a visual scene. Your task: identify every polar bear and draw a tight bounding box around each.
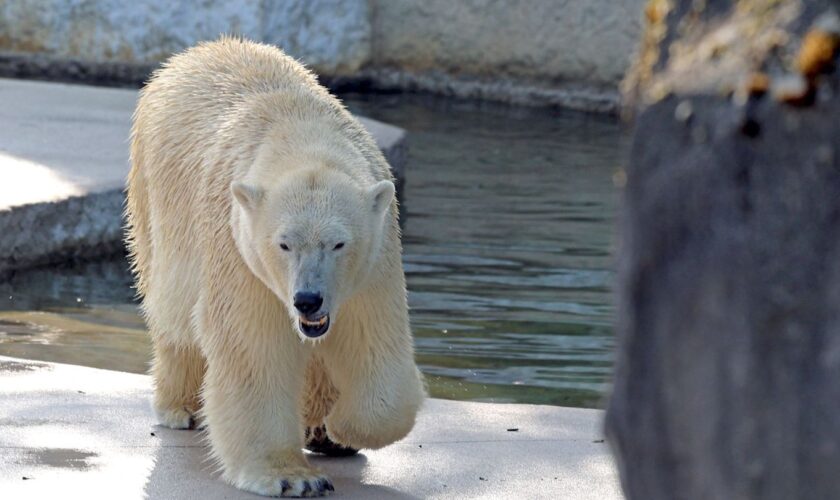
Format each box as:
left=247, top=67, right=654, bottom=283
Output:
left=125, top=37, right=425, bottom=497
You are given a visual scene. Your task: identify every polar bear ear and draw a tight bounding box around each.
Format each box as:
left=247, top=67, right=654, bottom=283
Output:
left=231, top=182, right=263, bottom=211
left=368, top=180, right=395, bottom=216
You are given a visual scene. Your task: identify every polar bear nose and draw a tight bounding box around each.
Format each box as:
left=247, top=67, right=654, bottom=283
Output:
left=293, top=292, right=323, bottom=315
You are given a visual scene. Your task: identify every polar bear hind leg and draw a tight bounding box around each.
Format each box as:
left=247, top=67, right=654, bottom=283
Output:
left=150, top=340, right=205, bottom=429
left=302, top=357, right=359, bottom=457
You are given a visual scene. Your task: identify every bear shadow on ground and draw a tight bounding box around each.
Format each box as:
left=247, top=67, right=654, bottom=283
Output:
left=309, top=453, right=422, bottom=499
left=143, top=425, right=421, bottom=499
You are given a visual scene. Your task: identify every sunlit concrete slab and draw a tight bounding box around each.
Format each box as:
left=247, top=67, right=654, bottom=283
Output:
left=0, top=78, right=406, bottom=274
left=0, top=356, right=621, bottom=499
left=0, top=79, right=137, bottom=207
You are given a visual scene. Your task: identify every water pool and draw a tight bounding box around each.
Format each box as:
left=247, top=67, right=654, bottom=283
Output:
left=0, top=93, right=627, bottom=408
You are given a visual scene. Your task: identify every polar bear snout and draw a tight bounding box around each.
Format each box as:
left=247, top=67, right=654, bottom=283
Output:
left=293, top=291, right=323, bottom=315
left=294, top=291, right=331, bottom=338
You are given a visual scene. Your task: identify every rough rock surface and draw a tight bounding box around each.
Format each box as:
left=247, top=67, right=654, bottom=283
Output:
left=607, top=1, right=840, bottom=499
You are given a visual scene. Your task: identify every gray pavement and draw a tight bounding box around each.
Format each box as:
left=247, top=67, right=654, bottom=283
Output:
left=0, top=356, right=622, bottom=499
left=0, top=78, right=406, bottom=274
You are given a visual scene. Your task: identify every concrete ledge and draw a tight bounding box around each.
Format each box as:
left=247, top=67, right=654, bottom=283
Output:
left=0, top=189, right=124, bottom=275
left=0, top=78, right=407, bottom=276
left=0, top=356, right=621, bottom=499
left=0, top=53, right=153, bottom=89
left=0, top=55, right=621, bottom=113
left=327, top=68, right=620, bottom=114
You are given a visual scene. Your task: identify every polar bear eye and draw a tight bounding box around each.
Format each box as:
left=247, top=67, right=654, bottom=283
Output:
left=280, top=243, right=291, bottom=251
left=333, top=242, right=345, bottom=250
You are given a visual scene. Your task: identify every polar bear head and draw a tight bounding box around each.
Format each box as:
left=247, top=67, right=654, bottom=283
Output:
left=231, top=166, right=395, bottom=340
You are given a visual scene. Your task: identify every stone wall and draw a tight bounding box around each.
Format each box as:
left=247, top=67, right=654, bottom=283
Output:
left=0, top=0, right=646, bottom=111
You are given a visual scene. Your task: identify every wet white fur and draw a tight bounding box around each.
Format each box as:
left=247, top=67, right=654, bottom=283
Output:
left=126, top=37, right=425, bottom=497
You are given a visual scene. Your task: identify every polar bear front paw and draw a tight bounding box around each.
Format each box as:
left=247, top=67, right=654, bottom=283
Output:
left=234, top=466, right=334, bottom=497
left=154, top=405, right=198, bottom=430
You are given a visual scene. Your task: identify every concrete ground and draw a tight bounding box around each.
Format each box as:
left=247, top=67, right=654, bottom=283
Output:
left=0, top=356, right=622, bottom=499
left=0, top=78, right=406, bottom=274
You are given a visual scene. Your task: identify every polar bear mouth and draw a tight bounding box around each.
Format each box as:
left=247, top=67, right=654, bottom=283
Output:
left=299, top=314, right=330, bottom=338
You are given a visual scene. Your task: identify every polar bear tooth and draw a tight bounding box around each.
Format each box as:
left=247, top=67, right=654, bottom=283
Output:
left=301, top=317, right=327, bottom=327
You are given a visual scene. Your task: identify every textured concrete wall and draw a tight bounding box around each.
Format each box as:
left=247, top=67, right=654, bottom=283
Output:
left=0, top=0, right=645, bottom=110
left=371, top=0, right=645, bottom=86
left=262, top=0, right=370, bottom=74
left=0, top=0, right=371, bottom=75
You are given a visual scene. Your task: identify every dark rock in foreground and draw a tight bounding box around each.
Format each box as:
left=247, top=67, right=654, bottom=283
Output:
left=607, top=1, right=840, bottom=499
